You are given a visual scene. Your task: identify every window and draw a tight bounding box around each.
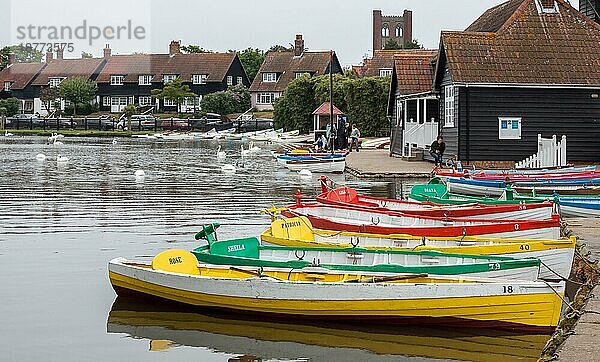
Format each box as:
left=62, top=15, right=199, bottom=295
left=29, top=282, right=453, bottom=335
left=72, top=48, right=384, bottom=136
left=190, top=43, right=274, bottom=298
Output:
left=381, top=24, right=389, bottom=37
left=163, top=75, right=177, bottom=84
left=139, top=96, right=152, bottom=106
left=24, top=100, right=33, bottom=111
left=49, top=77, right=65, bottom=88
left=396, top=25, right=403, bottom=38
left=379, top=68, right=393, bottom=77
left=103, top=97, right=111, bottom=106
left=192, top=74, right=208, bottom=85
left=444, top=86, right=455, bottom=127
left=498, top=117, right=522, bottom=140
left=237, top=76, right=243, bottom=85
left=164, top=99, right=176, bottom=107
left=111, top=75, right=124, bottom=86
left=295, top=72, right=310, bottom=79
left=262, top=73, right=277, bottom=83
left=139, top=75, right=152, bottom=86
left=183, top=97, right=200, bottom=106
left=227, top=76, right=233, bottom=86
left=258, top=93, right=275, bottom=104
left=4, top=81, right=11, bottom=91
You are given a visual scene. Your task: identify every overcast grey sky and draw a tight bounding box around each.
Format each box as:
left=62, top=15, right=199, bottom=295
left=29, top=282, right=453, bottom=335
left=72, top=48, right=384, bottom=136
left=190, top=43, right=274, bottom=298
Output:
left=2, top=0, right=580, bottom=66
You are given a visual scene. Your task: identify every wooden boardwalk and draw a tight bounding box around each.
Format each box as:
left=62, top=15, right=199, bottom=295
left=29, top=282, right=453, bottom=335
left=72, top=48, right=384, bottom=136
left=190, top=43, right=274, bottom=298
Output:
left=345, top=149, right=433, bottom=179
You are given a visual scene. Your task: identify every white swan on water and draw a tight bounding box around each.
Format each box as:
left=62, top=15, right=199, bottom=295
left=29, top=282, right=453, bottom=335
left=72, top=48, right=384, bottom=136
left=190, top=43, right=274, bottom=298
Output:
left=4, top=130, right=14, bottom=137
left=36, top=153, right=46, bottom=161
left=48, top=133, right=64, bottom=142
left=217, top=145, right=226, bottom=159
left=53, top=138, right=64, bottom=146
left=249, top=141, right=261, bottom=153
left=56, top=154, right=69, bottom=164
left=221, top=164, right=236, bottom=174
left=241, top=144, right=251, bottom=157
left=298, top=169, right=312, bottom=178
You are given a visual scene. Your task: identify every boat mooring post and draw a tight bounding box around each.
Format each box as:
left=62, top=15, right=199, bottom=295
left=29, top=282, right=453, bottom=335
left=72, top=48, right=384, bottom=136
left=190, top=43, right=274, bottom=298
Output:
left=329, top=49, right=334, bottom=155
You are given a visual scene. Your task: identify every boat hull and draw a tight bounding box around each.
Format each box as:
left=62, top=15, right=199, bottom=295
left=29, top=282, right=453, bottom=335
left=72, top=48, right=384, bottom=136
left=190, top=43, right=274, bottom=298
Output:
left=285, top=158, right=346, bottom=174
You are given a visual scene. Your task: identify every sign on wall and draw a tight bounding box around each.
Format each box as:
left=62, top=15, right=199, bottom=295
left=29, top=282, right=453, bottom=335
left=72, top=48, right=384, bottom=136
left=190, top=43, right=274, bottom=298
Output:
left=498, top=117, right=522, bottom=140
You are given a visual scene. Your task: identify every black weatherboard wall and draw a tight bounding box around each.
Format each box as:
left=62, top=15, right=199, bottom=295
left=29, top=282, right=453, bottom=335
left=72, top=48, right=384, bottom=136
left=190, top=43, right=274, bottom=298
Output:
left=456, top=86, right=600, bottom=163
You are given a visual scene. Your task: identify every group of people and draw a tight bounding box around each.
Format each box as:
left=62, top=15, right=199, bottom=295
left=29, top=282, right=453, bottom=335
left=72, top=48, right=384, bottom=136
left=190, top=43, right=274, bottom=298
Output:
left=315, top=121, right=361, bottom=152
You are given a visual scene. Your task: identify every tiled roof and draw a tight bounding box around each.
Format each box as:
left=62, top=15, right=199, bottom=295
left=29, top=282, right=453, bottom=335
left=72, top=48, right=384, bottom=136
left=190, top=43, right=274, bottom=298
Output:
left=465, top=0, right=525, bottom=32
left=0, top=63, right=46, bottom=90
left=394, top=50, right=438, bottom=95
left=312, top=102, right=344, bottom=115
left=96, top=54, right=171, bottom=83
left=356, top=50, right=402, bottom=77
left=249, top=51, right=335, bottom=92
left=162, top=53, right=236, bottom=82
left=441, top=0, right=600, bottom=85
left=31, top=58, right=105, bottom=85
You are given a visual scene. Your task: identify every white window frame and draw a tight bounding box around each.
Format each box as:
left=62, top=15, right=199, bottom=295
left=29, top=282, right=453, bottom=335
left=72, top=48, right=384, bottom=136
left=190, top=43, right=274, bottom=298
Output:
left=237, top=76, right=243, bottom=85
left=24, top=100, right=33, bottom=111
left=258, top=93, right=274, bottom=105
left=295, top=72, right=311, bottom=79
left=163, top=74, right=177, bottom=84
left=139, top=96, right=152, bottom=106
left=227, top=76, right=233, bottom=86
left=379, top=68, right=393, bottom=77
left=138, top=75, right=152, bottom=86
left=192, top=74, right=208, bottom=85
left=4, top=81, right=11, bottom=91
left=111, top=75, right=125, bottom=86
left=164, top=99, right=177, bottom=107
left=49, top=77, right=65, bottom=88
left=103, top=96, right=111, bottom=106
left=262, top=73, right=277, bottom=83
left=498, top=117, right=522, bottom=140
left=444, top=85, right=455, bottom=128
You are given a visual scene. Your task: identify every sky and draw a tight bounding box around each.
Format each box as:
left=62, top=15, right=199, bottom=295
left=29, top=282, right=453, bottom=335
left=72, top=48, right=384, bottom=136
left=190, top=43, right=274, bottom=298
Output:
left=1, top=0, right=580, bottom=66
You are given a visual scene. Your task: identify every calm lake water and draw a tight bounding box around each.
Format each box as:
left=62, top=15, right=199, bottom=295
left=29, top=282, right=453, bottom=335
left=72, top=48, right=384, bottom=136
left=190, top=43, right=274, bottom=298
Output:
left=0, top=136, right=547, bottom=361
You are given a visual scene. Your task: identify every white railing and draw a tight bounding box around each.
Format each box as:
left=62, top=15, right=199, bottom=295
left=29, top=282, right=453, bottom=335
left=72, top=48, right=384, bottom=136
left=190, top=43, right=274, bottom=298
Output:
left=516, top=134, right=567, bottom=169
left=402, top=121, right=439, bottom=157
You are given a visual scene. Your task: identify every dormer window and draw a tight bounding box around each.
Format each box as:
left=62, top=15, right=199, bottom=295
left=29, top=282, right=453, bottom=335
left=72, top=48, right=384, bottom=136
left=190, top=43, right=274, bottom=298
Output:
left=139, top=75, right=152, bottom=86
left=49, top=77, right=65, bottom=88
left=535, top=0, right=558, bottom=14
left=111, top=75, right=124, bottom=86
left=192, top=74, right=208, bottom=85
left=295, top=72, right=311, bottom=79
left=263, top=73, right=277, bottom=83
left=163, top=74, right=177, bottom=84
left=379, top=68, right=393, bottom=77
left=4, top=81, right=11, bottom=91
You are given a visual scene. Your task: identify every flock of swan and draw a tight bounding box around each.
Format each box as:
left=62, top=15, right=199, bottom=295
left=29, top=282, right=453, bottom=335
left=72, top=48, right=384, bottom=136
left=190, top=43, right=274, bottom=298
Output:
left=218, top=141, right=262, bottom=174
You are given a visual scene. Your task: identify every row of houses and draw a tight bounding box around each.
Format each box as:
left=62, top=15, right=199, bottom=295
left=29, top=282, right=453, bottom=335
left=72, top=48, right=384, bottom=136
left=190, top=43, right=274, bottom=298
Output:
left=386, top=0, right=600, bottom=163
left=0, top=35, right=342, bottom=115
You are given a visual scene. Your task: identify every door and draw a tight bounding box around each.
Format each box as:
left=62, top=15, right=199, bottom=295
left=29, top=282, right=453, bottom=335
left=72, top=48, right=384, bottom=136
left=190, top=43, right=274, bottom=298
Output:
left=111, top=97, right=128, bottom=113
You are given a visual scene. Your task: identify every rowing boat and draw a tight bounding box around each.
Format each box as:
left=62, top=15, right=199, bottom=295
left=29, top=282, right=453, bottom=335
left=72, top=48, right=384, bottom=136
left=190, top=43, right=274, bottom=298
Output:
left=513, top=185, right=600, bottom=196
left=284, top=157, right=346, bottom=174
left=316, top=183, right=555, bottom=220
left=191, top=230, right=541, bottom=280
left=282, top=203, right=561, bottom=239
left=435, top=168, right=600, bottom=181
left=446, top=177, right=600, bottom=197
left=558, top=197, right=600, bottom=218
left=108, top=250, right=564, bottom=332
left=261, top=217, right=575, bottom=280
left=409, top=183, right=548, bottom=205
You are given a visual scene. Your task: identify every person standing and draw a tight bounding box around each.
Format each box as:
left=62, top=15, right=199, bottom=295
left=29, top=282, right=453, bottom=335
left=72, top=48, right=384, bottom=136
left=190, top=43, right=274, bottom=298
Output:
left=343, top=121, right=351, bottom=149
left=349, top=124, right=361, bottom=152
left=429, top=135, right=446, bottom=167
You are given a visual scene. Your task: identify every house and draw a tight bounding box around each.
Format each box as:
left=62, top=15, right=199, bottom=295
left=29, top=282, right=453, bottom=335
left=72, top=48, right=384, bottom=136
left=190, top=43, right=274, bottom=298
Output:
left=386, top=50, right=439, bottom=157
left=249, top=35, right=343, bottom=111
left=430, top=0, right=600, bottom=165
left=354, top=50, right=406, bottom=78
left=96, top=41, right=250, bottom=113
left=0, top=54, right=46, bottom=114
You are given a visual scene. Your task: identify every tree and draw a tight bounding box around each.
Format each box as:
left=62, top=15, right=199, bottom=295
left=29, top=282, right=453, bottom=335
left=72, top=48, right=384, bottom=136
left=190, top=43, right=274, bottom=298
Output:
left=81, top=51, right=93, bottom=58
left=40, top=87, right=59, bottom=116
left=0, top=98, right=21, bottom=117
left=238, top=48, right=264, bottom=82
left=0, top=107, right=6, bottom=129
left=200, top=92, right=238, bottom=116
left=228, top=84, right=251, bottom=112
left=383, top=39, right=403, bottom=50
left=404, top=39, right=424, bottom=49
left=314, top=74, right=353, bottom=112
left=151, top=78, right=196, bottom=113
left=344, top=77, right=391, bottom=137
left=269, top=44, right=293, bottom=52
left=181, top=45, right=212, bottom=53
left=273, top=76, right=318, bottom=133
left=57, top=77, right=98, bottom=116
left=123, top=104, right=137, bottom=131
left=0, top=45, right=44, bottom=70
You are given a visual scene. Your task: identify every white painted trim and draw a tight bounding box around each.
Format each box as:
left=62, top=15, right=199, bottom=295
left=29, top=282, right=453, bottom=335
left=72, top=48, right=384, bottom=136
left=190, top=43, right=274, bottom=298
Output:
left=457, top=83, right=600, bottom=90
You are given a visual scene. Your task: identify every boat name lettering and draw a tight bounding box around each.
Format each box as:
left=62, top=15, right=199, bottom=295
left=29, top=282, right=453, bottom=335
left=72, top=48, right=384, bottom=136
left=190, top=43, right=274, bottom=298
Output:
left=168, top=256, right=182, bottom=265
left=503, top=286, right=514, bottom=294
left=423, top=188, right=436, bottom=193
left=519, top=244, right=530, bottom=251
left=281, top=221, right=301, bottom=229
left=227, top=244, right=246, bottom=252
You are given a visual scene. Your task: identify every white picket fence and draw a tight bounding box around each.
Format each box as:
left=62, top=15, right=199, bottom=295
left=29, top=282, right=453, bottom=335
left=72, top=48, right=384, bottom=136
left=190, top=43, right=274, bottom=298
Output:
left=515, top=134, right=567, bottom=169
left=402, top=121, right=439, bottom=157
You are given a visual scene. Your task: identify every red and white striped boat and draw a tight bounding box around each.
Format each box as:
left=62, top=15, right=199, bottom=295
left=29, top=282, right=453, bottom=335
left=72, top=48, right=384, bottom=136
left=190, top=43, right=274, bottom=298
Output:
left=282, top=203, right=561, bottom=239
left=434, top=168, right=600, bottom=182
left=315, top=182, right=556, bottom=221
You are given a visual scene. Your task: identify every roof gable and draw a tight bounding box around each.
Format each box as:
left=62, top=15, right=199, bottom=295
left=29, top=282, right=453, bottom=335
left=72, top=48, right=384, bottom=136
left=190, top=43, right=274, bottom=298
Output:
left=0, top=63, right=46, bottom=90
left=393, top=50, right=438, bottom=95
left=356, top=50, right=403, bottom=77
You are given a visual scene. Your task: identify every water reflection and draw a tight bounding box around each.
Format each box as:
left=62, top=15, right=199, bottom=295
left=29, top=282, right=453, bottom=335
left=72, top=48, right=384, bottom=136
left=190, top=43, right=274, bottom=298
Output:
left=107, top=297, right=548, bottom=362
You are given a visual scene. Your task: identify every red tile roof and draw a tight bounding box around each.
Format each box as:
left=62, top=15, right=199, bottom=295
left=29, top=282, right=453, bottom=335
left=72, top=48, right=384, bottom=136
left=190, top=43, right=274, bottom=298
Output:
left=0, top=63, right=46, bottom=90
left=440, top=0, right=600, bottom=86
left=356, top=50, right=403, bottom=77
left=31, top=58, right=105, bottom=86
left=312, top=102, right=344, bottom=115
left=96, top=54, right=171, bottom=83
left=249, top=51, right=336, bottom=92
left=393, top=50, right=438, bottom=95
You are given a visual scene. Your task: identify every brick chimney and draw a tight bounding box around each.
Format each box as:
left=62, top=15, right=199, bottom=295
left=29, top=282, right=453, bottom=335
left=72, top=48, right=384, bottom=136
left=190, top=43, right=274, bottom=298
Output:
left=8, top=53, right=15, bottom=66
left=294, top=34, right=304, bottom=56
left=540, top=0, right=555, bottom=8
left=46, top=51, right=53, bottom=62
left=103, top=44, right=111, bottom=59
left=169, top=40, right=181, bottom=56
left=56, top=48, right=64, bottom=60
left=373, top=10, right=382, bottom=53
left=403, top=10, right=413, bottom=45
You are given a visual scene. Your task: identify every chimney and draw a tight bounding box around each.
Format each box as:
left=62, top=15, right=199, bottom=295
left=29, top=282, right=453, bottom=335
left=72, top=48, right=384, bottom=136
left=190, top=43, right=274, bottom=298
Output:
left=294, top=34, right=304, bottom=56
left=540, top=0, right=554, bottom=8
left=169, top=40, right=181, bottom=56
left=103, top=44, right=111, bottom=59
left=8, top=53, right=15, bottom=66
left=403, top=10, right=413, bottom=45
left=46, top=51, right=53, bottom=62
left=373, top=10, right=382, bottom=53
left=56, top=48, right=64, bottom=60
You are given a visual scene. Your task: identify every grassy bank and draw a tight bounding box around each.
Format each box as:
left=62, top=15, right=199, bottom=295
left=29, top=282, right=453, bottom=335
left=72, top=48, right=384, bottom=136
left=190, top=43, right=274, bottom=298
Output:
left=3, top=129, right=151, bottom=137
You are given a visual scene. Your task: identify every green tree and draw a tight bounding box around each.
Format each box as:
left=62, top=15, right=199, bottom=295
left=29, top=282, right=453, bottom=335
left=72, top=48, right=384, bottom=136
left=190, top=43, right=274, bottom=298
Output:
left=238, top=48, right=264, bottom=82
left=200, top=92, right=238, bottom=116
left=344, top=77, right=391, bottom=137
left=57, top=77, right=98, bottom=116
left=404, top=39, right=424, bottom=49
left=40, top=86, right=59, bottom=116
left=0, top=45, right=44, bottom=70
left=151, top=78, right=196, bottom=113
left=273, top=76, right=318, bottom=133
left=269, top=44, right=293, bottom=52
left=81, top=51, right=93, bottom=58
left=383, top=39, right=403, bottom=50
left=122, top=104, right=137, bottom=131
left=228, top=84, right=251, bottom=112
left=314, top=74, right=354, bottom=113
left=181, top=45, right=212, bottom=53
left=0, top=98, right=20, bottom=117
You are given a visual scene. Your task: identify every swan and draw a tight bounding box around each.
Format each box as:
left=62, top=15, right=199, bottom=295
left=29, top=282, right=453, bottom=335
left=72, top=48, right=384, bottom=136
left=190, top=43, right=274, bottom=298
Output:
left=217, top=145, right=226, bottom=159
left=53, top=138, right=64, bottom=146
left=56, top=154, right=69, bottom=163
left=48, top=133, right=64, bottom=142
left=135, top=170, right=146, bottom=177
left=35, top=153, right=46, bottom=161
left=112, top=138, right=117, bottom=145
left=221, top=164, right=236, bottom=173
left=241, top=144, right=251, bottom=157
left=249, top=141, right=261, bottom=153
left=4, top=130, right=14, bottom=137
left=298, top=169, right=313, bottom=178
